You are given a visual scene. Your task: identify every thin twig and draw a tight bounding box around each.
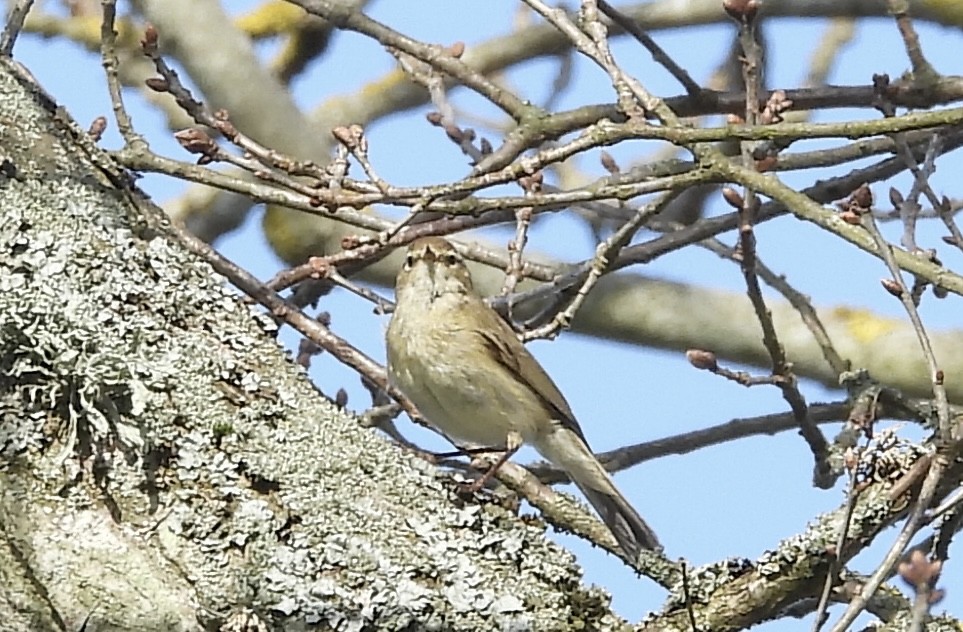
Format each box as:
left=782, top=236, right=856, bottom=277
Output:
left=697, top=237, right=849, bottom=377
left=680, top=561, right=700, bottom=631
left=527, top=402, right=853, bottom=484
left=99, top=0, right=141, bottom=146
left=596, top=0, right=703, bottom=97
left=522, top=0, right=678, bottom=124
left=812, top=468, right=861, bottom=632
left=502, top=207, right=533, bottom=298
left=730, top=10, right=831, bottom=484
left=0, top=0, right=34, bottom=56
left=289, top=0, right=536, bottom=121
left=861, top=209, right=951, bottom=440
left=886, top=0, right=937, bottom=80
left=926, top=486, right=963, bottom=525
left=698, top=358, right=792, bottom=388
left=520, top=190, right=677, bottom=341
left=931, top=492, right=963, bottom=561
left=325, top=268, right=393, bottom=314
left=828, top=455, right=942, bottom=632
left=893, top=131, right=943, bottom=252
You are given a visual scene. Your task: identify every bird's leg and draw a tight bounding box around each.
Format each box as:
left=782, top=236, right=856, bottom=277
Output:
left=461, top=431, right=523, bottom=493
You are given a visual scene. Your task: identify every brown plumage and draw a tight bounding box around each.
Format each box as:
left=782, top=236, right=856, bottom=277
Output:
left=386, top=237, right=660, bottom=560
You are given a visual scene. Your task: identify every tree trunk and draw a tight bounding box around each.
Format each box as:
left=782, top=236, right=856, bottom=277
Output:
left=0, top=57, right=621, bottom=632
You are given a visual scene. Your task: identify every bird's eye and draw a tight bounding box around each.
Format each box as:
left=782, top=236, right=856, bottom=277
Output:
left=442, top=253, right=459, bottom=266
left=404, top=254, right=415, bottom=269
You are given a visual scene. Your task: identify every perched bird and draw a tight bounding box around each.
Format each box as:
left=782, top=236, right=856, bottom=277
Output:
left=386, top=236, right=660, bottom=560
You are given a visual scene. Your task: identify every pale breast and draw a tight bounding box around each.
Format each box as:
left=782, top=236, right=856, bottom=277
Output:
left=387, top=307, right=543, bottom=448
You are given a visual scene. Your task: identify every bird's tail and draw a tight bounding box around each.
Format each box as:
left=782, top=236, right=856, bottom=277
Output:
left=536, top=428, right=661, bottom=561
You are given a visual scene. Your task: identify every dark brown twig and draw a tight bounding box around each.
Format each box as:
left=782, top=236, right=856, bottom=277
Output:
left=887, top=0, right=937, bottom=81
left=697, top=237, right=849, bottom=377
left=728, top=9, right=831, bottom=485
left=528, top=402, right=853, bottom=484
left=596, top=0, right=703, bottom=98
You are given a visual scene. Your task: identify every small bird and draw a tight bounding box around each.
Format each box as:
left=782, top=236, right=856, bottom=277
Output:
left=386, top=236, right=661, bottom=560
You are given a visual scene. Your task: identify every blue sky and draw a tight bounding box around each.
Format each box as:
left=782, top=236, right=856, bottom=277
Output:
left=18, top=1, right=963, bottom=628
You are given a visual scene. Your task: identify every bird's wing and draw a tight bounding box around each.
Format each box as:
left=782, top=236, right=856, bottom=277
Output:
left=474, top=307, right=590, bottom=445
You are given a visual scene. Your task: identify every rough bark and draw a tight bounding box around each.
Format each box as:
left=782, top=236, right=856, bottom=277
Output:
left=0, top=58, right=622, bottom=631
